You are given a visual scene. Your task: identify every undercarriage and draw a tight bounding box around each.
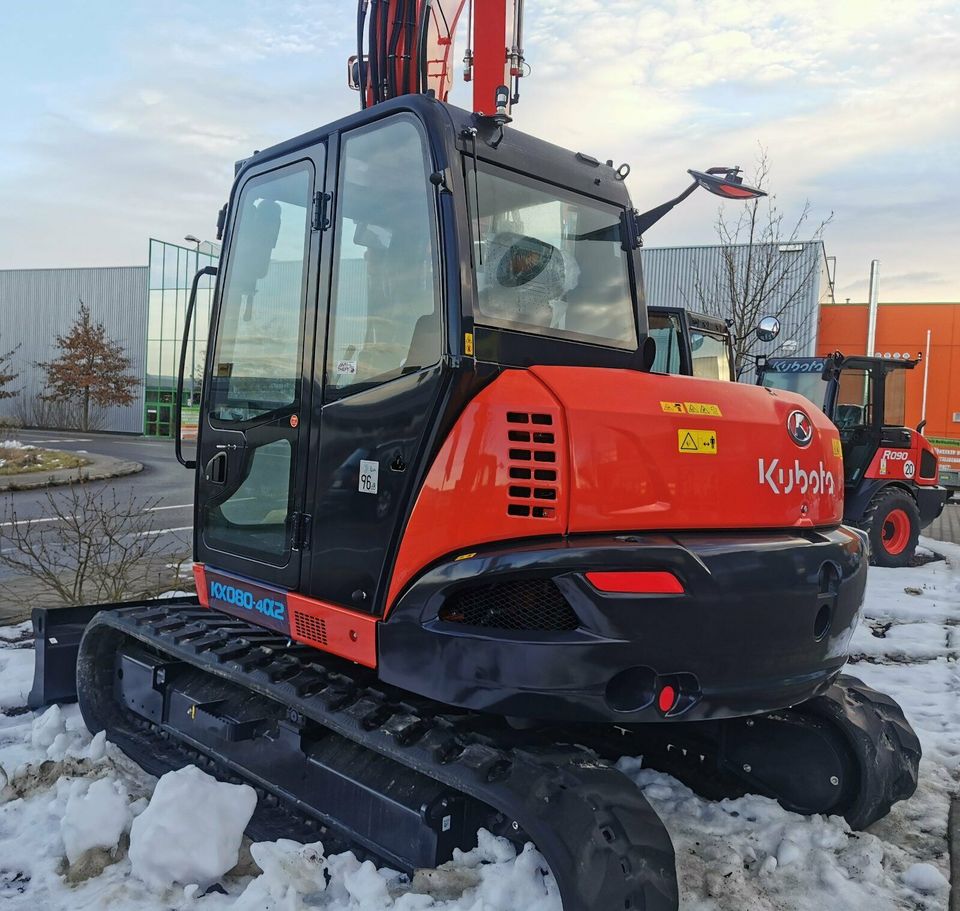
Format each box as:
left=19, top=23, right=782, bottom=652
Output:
left=33, top=598, right=921, bottom=911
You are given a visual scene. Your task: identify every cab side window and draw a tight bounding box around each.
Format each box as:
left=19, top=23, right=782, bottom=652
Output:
left=327, top=116, right=441, bottom=393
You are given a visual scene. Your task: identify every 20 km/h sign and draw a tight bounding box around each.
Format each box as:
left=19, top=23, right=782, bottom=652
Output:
left=678, top=429, right=718, bottom=454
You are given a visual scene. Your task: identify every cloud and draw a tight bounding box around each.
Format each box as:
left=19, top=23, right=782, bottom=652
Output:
left=0, top=0, right=957, bottom=301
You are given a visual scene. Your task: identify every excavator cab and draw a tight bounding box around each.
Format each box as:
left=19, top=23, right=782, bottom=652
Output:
left=189, top=97, right=660, bottom=614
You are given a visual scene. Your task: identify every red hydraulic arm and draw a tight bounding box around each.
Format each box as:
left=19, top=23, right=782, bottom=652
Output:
left=352, top=0, right=525, bottom=116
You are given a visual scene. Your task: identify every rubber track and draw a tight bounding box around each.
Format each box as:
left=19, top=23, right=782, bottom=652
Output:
left=78, top=605, right=679, bottom=911
left=799, top=674, right=921, bottom=829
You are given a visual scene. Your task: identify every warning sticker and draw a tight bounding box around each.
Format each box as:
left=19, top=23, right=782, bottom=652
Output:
left=678, top=429, right=718, bottom=454
left=832, top=439, right=842, bottom=458
left=684, top=402, right=722, bottom=417
left=660, top=401, right=684, bottom=414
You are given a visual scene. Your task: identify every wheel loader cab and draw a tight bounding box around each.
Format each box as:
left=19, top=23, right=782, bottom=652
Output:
left=757, top=354, right=947, bottom=565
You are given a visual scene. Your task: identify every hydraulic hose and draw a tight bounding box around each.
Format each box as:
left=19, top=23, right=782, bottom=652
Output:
left=368, top=0, right=379, bottom=103
left=402, top=0, right=416, bottom=93
left=357, top=0, right=369, bottom=108
left=387, top=0, right=406, bottom=99
left=377, top=0, right=393, bottom=101
left=417, top=0, right=432, bottom=94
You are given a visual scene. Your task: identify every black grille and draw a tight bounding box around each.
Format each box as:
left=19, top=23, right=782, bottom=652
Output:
left=438, top=579, right=578, bottom=632
left=505, top=411, right=558, bottom=519
left=920, top=449, right=937, bottom=479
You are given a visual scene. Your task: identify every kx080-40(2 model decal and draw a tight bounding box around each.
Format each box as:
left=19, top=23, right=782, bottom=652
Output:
left=209, top=580, right=285, bottom=622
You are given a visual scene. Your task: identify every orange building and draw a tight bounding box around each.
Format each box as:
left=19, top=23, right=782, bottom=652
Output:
left=817, top=302, right=960, bottom=476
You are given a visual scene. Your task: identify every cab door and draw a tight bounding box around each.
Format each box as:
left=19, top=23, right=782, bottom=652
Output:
left=196, top=147, right=326, bottom=589
left=305, top=114, right=447, bottom=612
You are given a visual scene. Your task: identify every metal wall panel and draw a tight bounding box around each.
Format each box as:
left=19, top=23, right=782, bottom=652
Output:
left=640, top=241, right=831, bottom=357
left=0, top=266, right=148, bottom=433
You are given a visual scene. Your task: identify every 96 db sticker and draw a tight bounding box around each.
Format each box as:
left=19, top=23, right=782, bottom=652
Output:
left=359, top=459, right=379, bottom=494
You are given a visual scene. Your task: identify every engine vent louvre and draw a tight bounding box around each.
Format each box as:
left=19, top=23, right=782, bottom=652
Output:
left=920, top=449, right=937, bottom=479
left=291, top=610, right=328, bottom=647
left=439, top=579, right=578, bottom=631
left=506, top=411, right=559, bottom=518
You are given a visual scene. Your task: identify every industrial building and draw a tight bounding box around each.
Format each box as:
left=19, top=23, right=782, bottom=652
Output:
left=640, top=240, right=836, bottom=356
left=0, top=239, right=216, bottom=436
left=818, top=300, right=960, bottom=477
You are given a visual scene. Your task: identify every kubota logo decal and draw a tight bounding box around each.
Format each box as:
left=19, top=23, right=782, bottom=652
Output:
left=786, top=410, right=813, bottom=447
left=758, top=458, right=837, bottom=496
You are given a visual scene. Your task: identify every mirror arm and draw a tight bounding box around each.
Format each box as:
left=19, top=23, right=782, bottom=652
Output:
left=175, top=265, right=218, bottom=469
left=633, top=180, right=699, bottom=236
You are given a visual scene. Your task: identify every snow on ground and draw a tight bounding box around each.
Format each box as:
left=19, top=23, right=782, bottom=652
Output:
left=0, top=540, right=956, bottom=910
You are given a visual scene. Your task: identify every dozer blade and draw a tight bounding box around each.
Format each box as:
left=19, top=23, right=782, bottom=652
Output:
left=76, top=603, right=680, bottom=911
left=28, top=598, right=199, bottom=710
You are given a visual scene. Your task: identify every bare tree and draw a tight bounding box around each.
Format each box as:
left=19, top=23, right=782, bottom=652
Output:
left=0, top=483, right=191, bottom=605
left=689, top=147, right=833, bottom=370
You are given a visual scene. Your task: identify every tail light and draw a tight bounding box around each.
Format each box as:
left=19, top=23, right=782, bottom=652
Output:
left=585, top=571, right=685, bottom=594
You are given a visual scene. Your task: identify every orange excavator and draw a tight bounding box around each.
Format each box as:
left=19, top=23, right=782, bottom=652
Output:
left=30, top=4, right=920, bottom=909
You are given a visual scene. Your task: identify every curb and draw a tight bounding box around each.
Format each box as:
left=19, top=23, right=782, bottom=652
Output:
left=0, top=453, right=143, bottom=492
left=950, top=797, right=959, bottom=911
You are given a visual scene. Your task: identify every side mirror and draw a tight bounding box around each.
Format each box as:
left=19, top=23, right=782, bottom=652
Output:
left=756, top=316, right=781, bottom=342
left=688, top=167, right=766, bottom=200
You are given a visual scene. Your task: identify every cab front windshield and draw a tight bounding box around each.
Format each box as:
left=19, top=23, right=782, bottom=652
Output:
left=467, top=163, right=637, bottom=349
left=760, top=360, right=829, bottom=410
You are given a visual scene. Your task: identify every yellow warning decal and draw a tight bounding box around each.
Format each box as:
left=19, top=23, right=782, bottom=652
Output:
left=678, top=429, right=718, bottom=454
left=464, top=332, right=474, bottom=356
left=684, top=402, right=722, bottom=417
left=660, top=401, right=684, bottom=414
left=832, top=439, right=842, bottom=458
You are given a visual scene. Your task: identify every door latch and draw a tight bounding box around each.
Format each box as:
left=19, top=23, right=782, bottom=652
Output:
left=291, top=513, right=313, bottom=552
left=311, top=191, right=332, bottom=232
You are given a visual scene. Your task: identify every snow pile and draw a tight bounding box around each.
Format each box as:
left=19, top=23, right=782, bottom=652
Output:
left=128, top=764, right=257, bottom=890
left=0, top=535, right=957, bottom=910
left=221, top=839, right=329, bottom=909
left=61, top=776, right=133, bottom=864
left=0, top=622, right=33, bottom=711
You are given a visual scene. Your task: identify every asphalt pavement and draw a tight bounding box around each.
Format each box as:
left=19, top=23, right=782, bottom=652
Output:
left=0, top=431, right=196, bottom=607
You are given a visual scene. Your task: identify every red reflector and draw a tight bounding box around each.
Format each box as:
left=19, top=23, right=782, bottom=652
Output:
left=719, top=184, right=758, bottom=198
left=585, top=571, right=684, bottom=594
left=658, top=685, right=677, bottom=713
left=193, top=563, right=209, bottom=607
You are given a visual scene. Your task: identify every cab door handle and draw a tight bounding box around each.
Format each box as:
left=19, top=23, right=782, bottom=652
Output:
left=204, top=452, right=227, bottom=484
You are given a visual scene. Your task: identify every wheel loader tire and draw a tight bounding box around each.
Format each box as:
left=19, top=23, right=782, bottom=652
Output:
left=862, top=487, right=920, bottom=568
left=797, top=675, right=921, bottom=829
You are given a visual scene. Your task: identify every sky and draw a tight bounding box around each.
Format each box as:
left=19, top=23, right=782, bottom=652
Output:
left=0, top=0, right=957, bottom=302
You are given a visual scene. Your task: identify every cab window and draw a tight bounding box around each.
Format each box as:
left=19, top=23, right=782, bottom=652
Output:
left=467, top=164, right=636, bottom=349
left=327, top=115, right=441, bottom=394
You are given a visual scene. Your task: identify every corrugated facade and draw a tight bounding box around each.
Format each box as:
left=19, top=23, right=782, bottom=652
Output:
left=640, top=241, right=834, bottom=356
left=818, top=301, right=960, bottom=445
left=0, top=266, right=148, bottom=433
